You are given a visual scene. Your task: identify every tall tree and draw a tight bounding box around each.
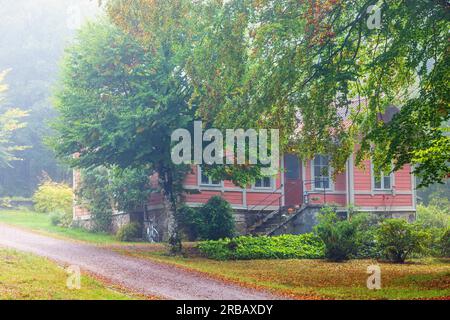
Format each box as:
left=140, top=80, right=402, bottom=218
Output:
left=51, top=15, right=197, bottom=252
left=186, top=0, right=449, bottom=186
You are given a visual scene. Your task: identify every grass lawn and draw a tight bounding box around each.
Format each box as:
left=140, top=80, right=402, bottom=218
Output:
left=0, top=209, right=120, bottom=245
left=117, top=245, right=450, bottom=300
left=0, top=248, right=138, bottom=300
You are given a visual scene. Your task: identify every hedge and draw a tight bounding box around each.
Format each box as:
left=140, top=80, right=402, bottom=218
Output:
left=198, top=234, right=325, bottom=260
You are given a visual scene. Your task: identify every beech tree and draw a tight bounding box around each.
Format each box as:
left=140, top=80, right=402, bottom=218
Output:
left=185, top=0, right=449, bottom=186
left=51, top=18, right=196, bottom=252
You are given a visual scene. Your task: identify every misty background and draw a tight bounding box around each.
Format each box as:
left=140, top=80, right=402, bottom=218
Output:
left=0, top=0, right=100, bottom=197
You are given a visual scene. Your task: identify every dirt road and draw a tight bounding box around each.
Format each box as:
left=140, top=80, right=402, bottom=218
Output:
left=0, top=224, right=280, bottom=300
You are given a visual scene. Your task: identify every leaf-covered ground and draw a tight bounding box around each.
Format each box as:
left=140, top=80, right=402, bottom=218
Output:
left=117, top=245, right=450, bottom=300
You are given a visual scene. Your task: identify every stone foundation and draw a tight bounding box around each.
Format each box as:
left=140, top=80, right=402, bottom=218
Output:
left=72, top=212, right=144, bottom=234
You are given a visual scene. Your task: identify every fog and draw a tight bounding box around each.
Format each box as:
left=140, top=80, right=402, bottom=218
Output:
left=0, top=0, right=102, bottom=196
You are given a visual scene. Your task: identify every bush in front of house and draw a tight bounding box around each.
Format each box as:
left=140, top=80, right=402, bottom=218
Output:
left=116, top=222, right=142, bottom=242
left=416, top=204, right=450, bottom=229
left=176, top=205, right=203, bottom=241
left=415, top=204, right=450, bottom=256
left=314, top=207, right=359, bottom=262
left=198, top=234, right=325, bottom=260
left=376, top=219, right=430, bottom=263
left=49, top=210, right=73, bottom=228
left=351, top=213, right=382, bottom=259
left=199, top=196, right=236, bottom=240
left=33, top=180, right=73, bottom=215
left=177, top=196, right=235, bottom=241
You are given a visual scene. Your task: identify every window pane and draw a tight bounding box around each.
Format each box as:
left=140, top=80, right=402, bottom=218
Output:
left=201, top=173, right=210, bottom=185
left=323, top=178, right=330, bottom=189
left=314, top=155, right=331, bottom=189
left=263, top=177, right=271, bottom=188
left=255, top=179, right=262, bottom=188
left=212, top=179, right=221, bottom=185
left=374, top=177, right=381, bottom=189
left=314, top=180, right=321, bottom=189
left=384, top=176, right=391, bottom=189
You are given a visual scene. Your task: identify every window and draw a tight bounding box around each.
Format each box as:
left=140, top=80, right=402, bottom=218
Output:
left=199, top=168, right=221, bottom=186
left=313, top=155, right=331, bottom=190
left=254, top=177, right=273, bottom=189
left=373, top=171, right=392, bottom=190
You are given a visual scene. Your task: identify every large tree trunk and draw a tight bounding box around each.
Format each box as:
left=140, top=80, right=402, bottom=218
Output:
left=161, top=167, right=182, bottom=254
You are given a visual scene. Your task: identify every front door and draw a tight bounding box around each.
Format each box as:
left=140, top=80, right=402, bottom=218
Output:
left=284, top=154, right=303, bottom=207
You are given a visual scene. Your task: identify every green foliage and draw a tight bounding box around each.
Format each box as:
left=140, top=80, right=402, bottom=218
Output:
left=108, top=166, right=153, bottom=213
left=417, top=180, right=450, bottom=208
left=76, top=166, right=153, bottom=233
left=198, top=234, right=325, bottom=261
left=376, top=219, right=430, bottom=263
left=116, top=222, right=142, bottom=242
left=351, top=213, right=382, bottom=259
left=185, top=0, right=449, bottom=186
left=314, top=207, right=358, bottom=262
left=440, top=229, right=450, bottom=258
left=416, top=204, right=450, bottom=229
left=76, top=167, right=113, bottom=233
left=32, top=180, right=73, bottom=215
left=176, top=205, right=202, bottom=241
left=0, top=197, right=12, bottom=209
left=0, top=71, right=28, bottom=168
left=49, top=210, right=72, bottom=228
left=415, top=204, right=449, bottom=257
left=51, top=15, right=198, bottom=252
left=198, top=196, right=235, bottom=241
left=177, top=197, right=236, bottom=241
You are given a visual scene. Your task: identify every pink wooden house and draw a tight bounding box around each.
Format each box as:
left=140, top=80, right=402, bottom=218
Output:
left=141, top=154, right=416, bottom=239
left=74, top=152, right=416, bottom=239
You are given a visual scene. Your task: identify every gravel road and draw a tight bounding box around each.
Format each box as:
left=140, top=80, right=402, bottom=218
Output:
left=0, top=223, right=280, bottom=300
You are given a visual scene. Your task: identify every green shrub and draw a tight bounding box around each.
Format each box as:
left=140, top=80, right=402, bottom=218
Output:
left=49, top=211, right=72, bottom=228
left=198, top=234, right=325, bottom=260
left=176, top=205, right=203, bottom=241
left=33, top=181, right=73, bottom=215
left=351, top=213, right=382, bottom=259
left=376, top=219, right=430, bottom=263
left=76, top=168, right=113, bottom=232
left=198, top=196, right=235, bottom=240
left=116, top=222, right=142, bottom=242
left=415, top=205, right=449, bottom=257
left=314, top=207, right=358, bottom=262
left=440, top=228, right=450, bottom=257
left=0, top=197, right=12, bottom=209
left=416, top=204, right=450, bottom=229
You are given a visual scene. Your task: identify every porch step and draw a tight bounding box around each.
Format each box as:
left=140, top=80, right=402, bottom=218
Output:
left=249, top=208, right=291, bottom=236
left=248, top=205, right=322, bottom=236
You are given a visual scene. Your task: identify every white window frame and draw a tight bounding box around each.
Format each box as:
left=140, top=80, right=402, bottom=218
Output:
left=371, top=163, right=394, bottom=191
left=198, top=166, right=222, bottom=187
left=252, top=176, right=275, bottom=190
left=311, top=155, right=334, bottom=191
